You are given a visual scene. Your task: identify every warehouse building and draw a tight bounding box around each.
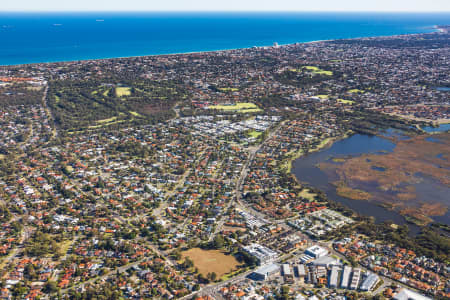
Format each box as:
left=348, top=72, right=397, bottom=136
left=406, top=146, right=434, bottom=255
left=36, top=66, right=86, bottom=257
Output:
left=282, top=264, right=294, bottom=283
left=349, top=268, right=361, bottom=290
left=250, top=263, right=280, bottom=281
left=360, top=273, right=379, bottom=291
left=295, top=264, right=307, bottom=278
left=393, top=288, right=432, bottom=300
left=340, top=266, right=351, bottom=289
left=328, top=266, right=340, bottom=288
left=310, top=255, right=342, bottom=268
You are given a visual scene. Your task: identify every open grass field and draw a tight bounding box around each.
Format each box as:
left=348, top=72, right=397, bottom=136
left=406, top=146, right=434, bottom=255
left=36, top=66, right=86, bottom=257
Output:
left=303, top=66, right=333, bottom=76
left=58, top=240, right=73, bottom=256
left=348, top=89, right=365, bottom=94
left=88, top=120, right=126, bottom=129
left=26, top=86, right=43, bottom=91
left=240, top=108, right=263, bottom=113
left=248, top=130, right=262, bottom=139
left=303, top=66, right=320, bottom=71
left=337, top=99, right=355, bottom=105
left=299, top=189, right=317, bottom=201
left=129, top=111, right=143, bottom=117
left=116, top=87, right=131, bottom=97
left=218, top=87, right=239, bottom=92
left=181, top=248, right=240, bottom=277
left=96, top=116, right=118, bottom=124
left=316, top=137, right=332, bottom=150
left=279, top=149, right=304, bottom=174
left=208, top=102, right=262, bottom=113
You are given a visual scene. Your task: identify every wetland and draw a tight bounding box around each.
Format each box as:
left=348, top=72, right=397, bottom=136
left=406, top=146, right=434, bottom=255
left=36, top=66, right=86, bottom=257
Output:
left=292, top=130, right=450, bottom=230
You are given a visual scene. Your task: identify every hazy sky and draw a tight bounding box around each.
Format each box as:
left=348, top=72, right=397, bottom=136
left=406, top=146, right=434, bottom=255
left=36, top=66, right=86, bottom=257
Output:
left=2, top=0, right=450, bottom=12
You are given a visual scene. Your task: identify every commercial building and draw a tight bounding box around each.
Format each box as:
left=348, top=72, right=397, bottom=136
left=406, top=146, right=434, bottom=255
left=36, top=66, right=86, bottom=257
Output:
left=311, top=255, right=342, bottom=268
left=359, top=273, right=379, bottom=291
left=282, top=264, right=294, bottom=283
left=305, top=245, right=328, bottom=259
left=282, top=264, right=292, bottom=276
left=316, top=266, right=327, bottom=278
left=328, top=266, right=340, bottom=288
left=299, top=254, right=315, bottom=264
left=393, top=288, right=432, bottom=300
left=340, top=266, right=351, bottom=289
left=349, top=268, right=361, bottom=290
left=295, top=264, right=307, bottom=278
left=250, top=263, right=280, bottom=281
left=243, top=243, right=278, bottom=265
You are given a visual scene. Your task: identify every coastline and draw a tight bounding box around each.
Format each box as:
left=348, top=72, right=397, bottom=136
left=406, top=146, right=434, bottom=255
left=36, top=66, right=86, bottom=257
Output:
left=0, top=23, right=443, bottom=67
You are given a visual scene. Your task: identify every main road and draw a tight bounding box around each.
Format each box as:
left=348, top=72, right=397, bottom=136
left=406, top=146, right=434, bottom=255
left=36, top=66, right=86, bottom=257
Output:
left=209, top=121, right=285, bottom=241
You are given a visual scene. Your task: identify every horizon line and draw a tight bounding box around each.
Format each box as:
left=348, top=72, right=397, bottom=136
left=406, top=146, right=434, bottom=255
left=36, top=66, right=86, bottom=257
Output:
left=1, top=10, right=450, bottom=13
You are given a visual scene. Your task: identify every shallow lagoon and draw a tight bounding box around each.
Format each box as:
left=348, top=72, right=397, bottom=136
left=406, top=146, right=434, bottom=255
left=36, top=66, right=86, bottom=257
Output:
left=422, top=123, right=450, bottom=133
left=292, top=133, right=450, bottom=233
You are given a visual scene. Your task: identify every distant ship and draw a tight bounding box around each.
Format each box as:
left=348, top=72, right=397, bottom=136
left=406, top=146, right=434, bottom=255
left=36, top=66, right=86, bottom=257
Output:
left=96, top=19, right=105, bottom=22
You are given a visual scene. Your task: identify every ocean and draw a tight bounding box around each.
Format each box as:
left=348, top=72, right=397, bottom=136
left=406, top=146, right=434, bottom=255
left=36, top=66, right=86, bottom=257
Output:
left=0, top=12, right=449, bottom=66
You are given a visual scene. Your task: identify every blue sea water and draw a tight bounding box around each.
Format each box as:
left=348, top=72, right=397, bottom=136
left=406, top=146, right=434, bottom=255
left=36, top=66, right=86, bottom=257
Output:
left=423, top=123, right=450, bottom=133
left=0, top=12, right=449, bottom=66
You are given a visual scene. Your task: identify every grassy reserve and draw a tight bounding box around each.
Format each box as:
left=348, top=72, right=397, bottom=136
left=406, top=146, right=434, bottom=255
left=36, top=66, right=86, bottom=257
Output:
left=181, top=248, right=240, bottom=278
left=116, top=87, right=131, bottom=97
left=302, top=66, right=333, bottom=76
left=96, top=116, right=118, bottom=124
left=88, top=119, right=126, bottom=129
left=299, top=188, right=317, bottom=201
left=208, top=102, right=262, bottom=113
left=337, top=99, right=355, bottom=105
left=218, top=87, right=239, bottom=92
left=247, top=130, right=262, bottom=139
left=129, top=111, right=143, bottom=117
left=348, top=89, right=365, bottom=94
